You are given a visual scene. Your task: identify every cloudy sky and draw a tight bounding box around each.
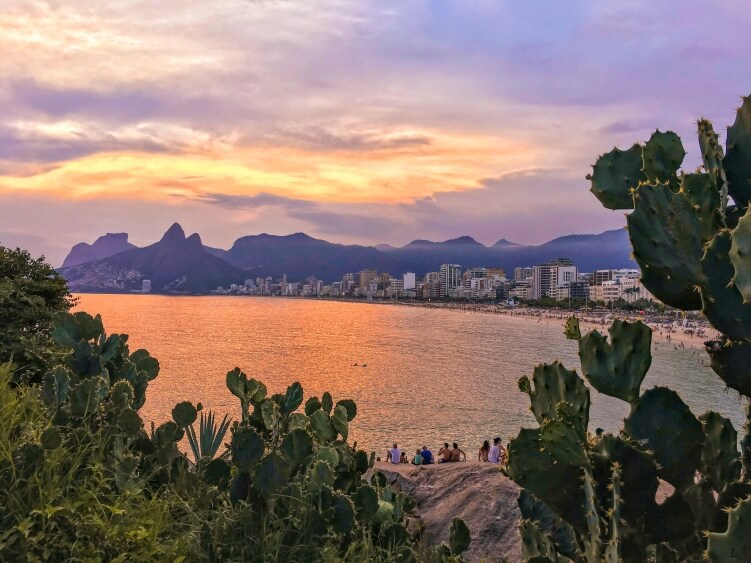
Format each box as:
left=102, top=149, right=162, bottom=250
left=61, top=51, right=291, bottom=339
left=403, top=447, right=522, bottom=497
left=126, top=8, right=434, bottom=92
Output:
left=1, top=0, right=750, bottom=265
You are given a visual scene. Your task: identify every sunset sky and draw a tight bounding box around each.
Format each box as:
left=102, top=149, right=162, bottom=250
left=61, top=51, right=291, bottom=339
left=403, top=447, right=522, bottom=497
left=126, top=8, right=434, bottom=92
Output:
left=2, top=1, right=751, bottom=265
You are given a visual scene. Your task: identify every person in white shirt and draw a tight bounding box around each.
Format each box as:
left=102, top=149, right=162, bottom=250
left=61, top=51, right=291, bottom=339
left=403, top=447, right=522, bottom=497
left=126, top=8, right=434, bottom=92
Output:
left=488, top=437, right=502, bottom=464
left=386, top=443, right=401, bottom=464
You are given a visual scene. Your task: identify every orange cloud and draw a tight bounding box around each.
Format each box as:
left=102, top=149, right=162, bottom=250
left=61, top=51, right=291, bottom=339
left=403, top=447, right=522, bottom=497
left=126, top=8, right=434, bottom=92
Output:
left=0, top=129, right=538, bottom=205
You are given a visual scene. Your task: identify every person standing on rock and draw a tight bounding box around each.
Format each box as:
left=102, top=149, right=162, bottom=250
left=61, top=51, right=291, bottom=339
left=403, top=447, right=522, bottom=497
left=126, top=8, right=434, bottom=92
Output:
left=386, top=443, right=401, bottom=464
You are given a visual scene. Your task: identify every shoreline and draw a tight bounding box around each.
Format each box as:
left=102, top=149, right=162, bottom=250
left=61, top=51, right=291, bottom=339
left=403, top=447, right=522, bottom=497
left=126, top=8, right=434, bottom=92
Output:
left=73, top=292, right=719, bottom=349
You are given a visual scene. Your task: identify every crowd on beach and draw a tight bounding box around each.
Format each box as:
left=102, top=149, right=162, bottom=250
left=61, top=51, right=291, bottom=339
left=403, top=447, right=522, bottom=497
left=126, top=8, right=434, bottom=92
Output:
left=380, top=438, right=507, bottom=466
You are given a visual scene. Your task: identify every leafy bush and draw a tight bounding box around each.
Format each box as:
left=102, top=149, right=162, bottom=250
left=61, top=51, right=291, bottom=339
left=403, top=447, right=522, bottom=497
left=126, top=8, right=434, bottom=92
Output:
left=0, top=307, right=470, bottom=561
left=506, top=96, right=751, bottom=561
left=0, top=246, right=74, bottom=384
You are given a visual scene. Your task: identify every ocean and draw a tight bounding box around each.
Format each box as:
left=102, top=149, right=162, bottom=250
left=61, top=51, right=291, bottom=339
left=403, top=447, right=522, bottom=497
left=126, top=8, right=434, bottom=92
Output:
left=75, top=294, right=746, bottom=455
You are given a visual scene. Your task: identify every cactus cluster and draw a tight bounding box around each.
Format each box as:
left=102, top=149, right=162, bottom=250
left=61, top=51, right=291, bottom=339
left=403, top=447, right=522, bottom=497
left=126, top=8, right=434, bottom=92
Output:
left=7, top=310, right=471, bottom=561
left=588, top=97, right=751, bottom=383
left=216, top=364, right=453, bottom=558
left=510, top=95, right=751, bottom=562
left=507, top=318, right=750, bottom=562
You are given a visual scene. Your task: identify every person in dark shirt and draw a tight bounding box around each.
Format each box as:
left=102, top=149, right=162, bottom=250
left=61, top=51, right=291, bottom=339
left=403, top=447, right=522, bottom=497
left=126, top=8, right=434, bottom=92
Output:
left=420, top=446, right=433, bottom=465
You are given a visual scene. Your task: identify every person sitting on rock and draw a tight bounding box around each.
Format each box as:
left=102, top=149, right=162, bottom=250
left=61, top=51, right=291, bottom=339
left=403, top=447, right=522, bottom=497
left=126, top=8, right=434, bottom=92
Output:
left=478, top=440, right=490, bottom=462
left=488, top=437, right=502, bottom=463
left=412, top=449, right=422, bottom=465
left=386, top=443, right=401, bottom=464
left=420, top=446, right=434, bottom=465
left=450, top=442, right=466, bottom=462
left=438, top=442, right=451, bottom=463
left=400, top=451, right=408, bottom=464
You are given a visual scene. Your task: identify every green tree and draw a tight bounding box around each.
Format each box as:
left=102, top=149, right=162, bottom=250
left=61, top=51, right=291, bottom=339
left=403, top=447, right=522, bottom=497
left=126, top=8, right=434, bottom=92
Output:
left=0, top=245, right=74, bottom=383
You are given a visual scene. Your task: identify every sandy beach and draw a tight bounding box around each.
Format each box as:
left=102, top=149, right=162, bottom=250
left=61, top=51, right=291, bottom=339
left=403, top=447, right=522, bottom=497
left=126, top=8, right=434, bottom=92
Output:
left=353, top=299, right=718, bottom=350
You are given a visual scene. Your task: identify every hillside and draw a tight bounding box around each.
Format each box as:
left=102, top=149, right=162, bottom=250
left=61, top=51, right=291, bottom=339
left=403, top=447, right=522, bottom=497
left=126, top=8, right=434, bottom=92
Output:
left=62, top=224, right=246, bottom=293
left=223, top=232, right=404, bottom=280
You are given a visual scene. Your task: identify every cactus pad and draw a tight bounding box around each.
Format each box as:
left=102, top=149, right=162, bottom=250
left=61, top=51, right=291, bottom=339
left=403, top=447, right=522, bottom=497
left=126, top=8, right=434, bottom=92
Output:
left=681, top=172, right=722, bottom=243
left=578, top=320, right=652, bottom=403
left=282, top=382, right=303, bottom=414
left=707, top=496, right=751, bottom=561
left=506, top=428, right=586, bottom=532
left=449, top=517, right=471, bottom=556
left=310, top=410, right=335, bottom=443
left=253, top=452, right=290, bottom=496
left=281, top=428, right=313, bottom=469
left=519, top=361, right=589, bottom=435
left=699, top=411, right=741, bottom=492
left=642, top=130, right=685, bottom=186
left=700, top=231, right=751, bottom=341
left=624, top=387, right=704, bottom=488
left=171, top=401, right=197, bottom=428
left=628, top=183, right=705, bottom=309
left=589, top=143, right=644, bottom=210
left=705, top=339, right=751, bottom=397
left=730, top=207, right=751, bottom=303
left=592, top=435, right=658, bottom=525
left=335, top=399, right=357, bottom=421
left=231, top=426, right=264, bottom=471
left=724, top=96, right=751, bottom=210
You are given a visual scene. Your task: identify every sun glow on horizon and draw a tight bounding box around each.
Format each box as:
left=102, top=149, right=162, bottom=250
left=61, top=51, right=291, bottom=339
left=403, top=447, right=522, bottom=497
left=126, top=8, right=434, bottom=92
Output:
left=0, top=129, right=537, bottom=205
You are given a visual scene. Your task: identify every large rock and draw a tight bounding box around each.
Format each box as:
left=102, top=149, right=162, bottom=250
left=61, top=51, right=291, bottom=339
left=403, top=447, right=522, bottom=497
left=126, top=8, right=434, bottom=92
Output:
left=373, top=462, right=522, bottom=562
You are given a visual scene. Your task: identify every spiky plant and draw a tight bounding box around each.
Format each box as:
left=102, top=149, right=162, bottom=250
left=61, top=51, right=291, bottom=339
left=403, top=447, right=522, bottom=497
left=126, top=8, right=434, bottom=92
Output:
left=185, top=409, right=231, bottom=465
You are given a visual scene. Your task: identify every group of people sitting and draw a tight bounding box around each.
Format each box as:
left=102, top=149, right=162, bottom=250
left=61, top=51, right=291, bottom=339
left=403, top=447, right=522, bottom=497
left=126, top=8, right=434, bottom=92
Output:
left=384, top=437, right=507, bottom=466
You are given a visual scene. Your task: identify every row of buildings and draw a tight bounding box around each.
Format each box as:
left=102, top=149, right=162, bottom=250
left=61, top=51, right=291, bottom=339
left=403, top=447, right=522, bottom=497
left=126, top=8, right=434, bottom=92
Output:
left=211, top=259, right=654, bottom=304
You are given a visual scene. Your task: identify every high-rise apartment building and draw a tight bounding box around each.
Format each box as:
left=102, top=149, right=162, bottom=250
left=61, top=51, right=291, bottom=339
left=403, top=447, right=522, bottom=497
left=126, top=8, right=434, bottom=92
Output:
left=439, top=264, right=462, bottom=297
left=403, top=272, right=416, bottom=290
left=532, top=259, right=576, bottom=299
left=514, top=267, right=534, bottom=281
left=486, top=267, right=506, bottom=279
left=464, top=267, right=487, bottom=280
left=358, top=269, right=377, bottom=290
left=424, top=271, right=440, bottom=284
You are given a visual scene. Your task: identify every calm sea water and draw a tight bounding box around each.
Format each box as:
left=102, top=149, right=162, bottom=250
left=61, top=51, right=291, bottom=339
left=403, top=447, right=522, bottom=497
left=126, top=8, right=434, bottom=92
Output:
left=75, top=295, right=745, bottom=455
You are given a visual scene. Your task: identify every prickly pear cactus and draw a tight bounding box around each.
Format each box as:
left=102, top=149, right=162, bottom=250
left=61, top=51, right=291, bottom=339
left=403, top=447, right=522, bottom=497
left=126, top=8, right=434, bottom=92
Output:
left=508, top=317, right=750, bottom=562
left=512, top=87, right=751, bottom=560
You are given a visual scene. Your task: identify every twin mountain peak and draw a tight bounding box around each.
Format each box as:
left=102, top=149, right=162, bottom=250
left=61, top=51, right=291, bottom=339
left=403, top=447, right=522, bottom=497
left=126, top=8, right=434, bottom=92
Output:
left=60, top=223, right=634, bottom=293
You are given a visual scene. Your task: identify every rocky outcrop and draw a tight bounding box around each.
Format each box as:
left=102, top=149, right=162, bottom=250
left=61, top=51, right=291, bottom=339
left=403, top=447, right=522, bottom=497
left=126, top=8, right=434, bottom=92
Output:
left=61, top=232, right=136, bottom=268
left=373, top=462, right=522, bottom=562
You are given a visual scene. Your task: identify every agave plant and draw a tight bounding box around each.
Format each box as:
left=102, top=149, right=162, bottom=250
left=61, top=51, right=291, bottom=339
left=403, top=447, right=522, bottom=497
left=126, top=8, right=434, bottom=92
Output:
left=185, top=409, right=231, bottom=465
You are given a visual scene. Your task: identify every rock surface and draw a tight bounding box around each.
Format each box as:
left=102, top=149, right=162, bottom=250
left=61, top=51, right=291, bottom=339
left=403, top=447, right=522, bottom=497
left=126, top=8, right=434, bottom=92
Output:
left=373, top=461, right=522, bottom=562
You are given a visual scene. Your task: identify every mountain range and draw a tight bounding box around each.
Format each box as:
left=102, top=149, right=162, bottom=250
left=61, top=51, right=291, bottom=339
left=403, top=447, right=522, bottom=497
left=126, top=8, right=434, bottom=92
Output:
left=60, top=223, right=635, bottom=293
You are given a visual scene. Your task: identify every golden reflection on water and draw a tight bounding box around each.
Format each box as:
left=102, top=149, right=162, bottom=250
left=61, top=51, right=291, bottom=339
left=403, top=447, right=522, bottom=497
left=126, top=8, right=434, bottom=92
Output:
left=75, top=294, right=744, bottom=455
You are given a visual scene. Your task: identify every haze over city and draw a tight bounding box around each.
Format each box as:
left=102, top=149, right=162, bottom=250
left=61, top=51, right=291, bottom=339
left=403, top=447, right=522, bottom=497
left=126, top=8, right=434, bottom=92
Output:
left=2, top=1, right=750, bottom=265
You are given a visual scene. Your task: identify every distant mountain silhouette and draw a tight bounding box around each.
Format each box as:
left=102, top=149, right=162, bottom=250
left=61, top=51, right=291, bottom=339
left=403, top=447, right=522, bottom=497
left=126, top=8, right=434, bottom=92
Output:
left=61, top=227, right=635, bottom=291
left=61, top=233, right=136, bottom=268
left=379, top=229, right=634, bottom=273
left=493, top=238, right=522, bottom=248
left=62, top=224, right=246, bottom=292
left=223, top=232, right=403, bottom=280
